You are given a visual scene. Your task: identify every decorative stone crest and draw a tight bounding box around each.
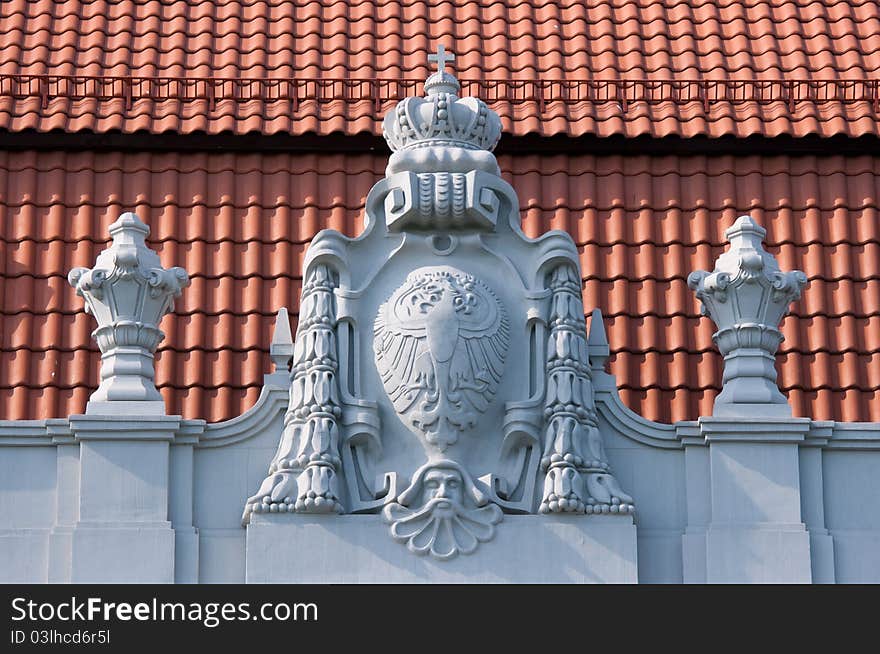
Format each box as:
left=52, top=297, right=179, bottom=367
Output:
left=67, top=212, right=190, bottom=414
left=383, top=460, right=502, bottom=560
left=374, top=267, right=509, bottom=453
left=688, top=215, right=808, bottom=416
left=243, top=47, right=635, bottom=562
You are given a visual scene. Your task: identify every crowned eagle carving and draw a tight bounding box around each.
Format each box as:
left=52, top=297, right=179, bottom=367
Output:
left=374, top=267, right=509, bottom=452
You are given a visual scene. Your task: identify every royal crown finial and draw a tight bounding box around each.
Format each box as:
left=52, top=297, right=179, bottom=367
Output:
left=382, top=46, right=501, bottom=159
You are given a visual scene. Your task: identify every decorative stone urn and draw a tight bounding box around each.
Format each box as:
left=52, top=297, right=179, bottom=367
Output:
left=688, top=215, right=808, bottom=416
left=243, top=50, right=634, bottom=564
left=68, top=212, right=190, bottom=414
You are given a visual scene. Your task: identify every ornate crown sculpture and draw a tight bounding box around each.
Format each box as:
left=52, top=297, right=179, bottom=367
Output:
left=382, top=46, right=502, bottom=155
left=243, top=47, right=634, bottom=561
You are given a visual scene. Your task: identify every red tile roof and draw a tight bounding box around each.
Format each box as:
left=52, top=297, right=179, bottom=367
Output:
left=0, top=0, right=879, bottom=137
left=2, top=150, right=877, bottom=423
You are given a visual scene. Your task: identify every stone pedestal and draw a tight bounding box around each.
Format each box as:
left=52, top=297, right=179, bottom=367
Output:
left=246, top=514, right=638, bottom=583
left=699, top=417, right=813, bottom=583
left=62, top=415, right=180, bottom=583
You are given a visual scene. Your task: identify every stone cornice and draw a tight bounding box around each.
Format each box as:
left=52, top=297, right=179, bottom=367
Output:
left=0, top=411, right=876, bottom=450
left=697, top=416, right=811, bottom=443
left=68, top=414, right=183, bottom=441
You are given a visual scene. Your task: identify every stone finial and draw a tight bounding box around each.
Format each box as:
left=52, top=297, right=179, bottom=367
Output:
left=379, top=48, right=505, bottom=232
left=424, top=45, right=460, bottom=96
left=68, top=212, right=190, bottom=414
left=688, top=215, right=808, bottom=417
left=587, top=308, right=610, bottom=371
left=269, top=307, right=294, bottom=373
left=382, top=49, right=502, bottom=159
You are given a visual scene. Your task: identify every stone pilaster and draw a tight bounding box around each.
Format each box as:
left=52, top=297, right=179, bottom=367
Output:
left=698, top=418, right=813, bottom=583
left=67, top=415, right=180, bottom=583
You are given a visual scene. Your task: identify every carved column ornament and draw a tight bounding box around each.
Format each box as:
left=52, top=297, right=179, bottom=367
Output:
left=243, top=263, right=346, bottom=521
left=68, top=212, right=190, bottom=414
left=540, top=264, right=634, bottom=515
left=688, top=215, right=808, bottom=416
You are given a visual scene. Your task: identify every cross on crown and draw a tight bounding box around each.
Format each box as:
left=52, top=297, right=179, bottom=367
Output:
left=428, top=45, right=455, bottom=74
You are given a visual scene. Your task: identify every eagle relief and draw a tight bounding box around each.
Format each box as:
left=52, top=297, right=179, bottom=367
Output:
left=374, top=267, right=510, bottom=453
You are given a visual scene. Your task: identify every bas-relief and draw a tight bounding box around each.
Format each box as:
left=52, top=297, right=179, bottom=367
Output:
left=242, top=52, right=635, bottom=560
left=374, top=267, right=509, bottom=453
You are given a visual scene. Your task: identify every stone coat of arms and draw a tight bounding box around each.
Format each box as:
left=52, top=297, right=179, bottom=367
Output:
left=374, top=267, right=509, bottom=453
left=243, top=50, right=634, bottom=560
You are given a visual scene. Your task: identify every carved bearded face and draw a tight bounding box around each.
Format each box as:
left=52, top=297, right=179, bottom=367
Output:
left=383, top=461, right=503, bottom=560
left=422, top=467, right=463, bottom=516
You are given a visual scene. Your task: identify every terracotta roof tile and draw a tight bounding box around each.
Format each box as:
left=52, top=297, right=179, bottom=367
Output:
left=0, top=0, right=878, bottom=137
left=1, top=150, right=877, bottom=423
